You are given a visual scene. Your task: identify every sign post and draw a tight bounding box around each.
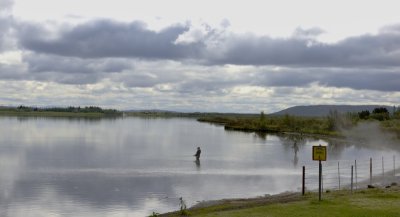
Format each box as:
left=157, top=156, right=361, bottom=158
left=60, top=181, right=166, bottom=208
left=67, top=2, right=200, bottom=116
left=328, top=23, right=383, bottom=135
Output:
left=312, top=144, right=327, bottom=201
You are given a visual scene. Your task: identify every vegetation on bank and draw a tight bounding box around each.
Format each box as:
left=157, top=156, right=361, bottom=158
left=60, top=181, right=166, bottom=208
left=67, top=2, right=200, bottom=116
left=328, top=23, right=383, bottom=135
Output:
left=0, top=106, right=122, bottom=118
left=197, top=107, right=400, bottom=137
left=159, top=187, right=400, bottom=217
left=2, top=106, right=400, bottom=137
left=124, top=110, right=257, bottom=118
left=198, top=112, right=337, bottom=136
left=125, top=111, right=205, bottom=118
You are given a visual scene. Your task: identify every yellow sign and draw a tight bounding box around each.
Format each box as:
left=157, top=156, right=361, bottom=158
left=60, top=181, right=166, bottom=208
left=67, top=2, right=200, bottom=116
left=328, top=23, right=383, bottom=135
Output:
left=312, top=145, right=327, bottom=161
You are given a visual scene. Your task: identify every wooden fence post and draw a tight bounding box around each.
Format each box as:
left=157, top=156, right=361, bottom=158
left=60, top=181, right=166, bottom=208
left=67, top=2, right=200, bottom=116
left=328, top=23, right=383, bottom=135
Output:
left=370, top=158, right=372, bottom=185
left=351, top=165, right=354, bottom=194
left=302, top=166, right=305, bottom=195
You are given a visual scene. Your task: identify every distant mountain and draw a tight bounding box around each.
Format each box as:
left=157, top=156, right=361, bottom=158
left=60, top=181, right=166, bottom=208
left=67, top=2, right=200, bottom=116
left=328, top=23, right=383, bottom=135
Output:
left=124, top=109, right=176, bottom=113
left=270, top=105, right=395, bottom=117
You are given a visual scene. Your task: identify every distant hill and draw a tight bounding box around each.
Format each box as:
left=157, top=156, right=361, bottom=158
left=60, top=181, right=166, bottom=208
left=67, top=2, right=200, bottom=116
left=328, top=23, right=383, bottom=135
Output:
left=270, top=105, right=395, bottom=117
left=124, top=109, right=175, bottom=113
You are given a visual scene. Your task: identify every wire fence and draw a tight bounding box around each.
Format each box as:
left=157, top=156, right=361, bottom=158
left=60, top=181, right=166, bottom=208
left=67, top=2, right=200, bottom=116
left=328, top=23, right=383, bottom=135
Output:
left=303, top=155, right=399, bottom=193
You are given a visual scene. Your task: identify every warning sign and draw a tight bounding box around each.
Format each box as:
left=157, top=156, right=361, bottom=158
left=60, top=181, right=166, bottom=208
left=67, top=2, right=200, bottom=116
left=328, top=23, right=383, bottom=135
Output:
left=312, top=145, right=327, bottom=161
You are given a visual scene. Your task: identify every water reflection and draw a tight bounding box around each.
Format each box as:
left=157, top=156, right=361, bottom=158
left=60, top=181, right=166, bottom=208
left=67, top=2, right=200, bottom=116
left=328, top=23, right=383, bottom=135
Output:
left=293, top=141, right=299, bottom=167
left=14, top=115, right=122, bottom=123
left=276, top=133, right=307, bottom=167
left=253, top=132, right=268, bottom=140
left=194, top=159, right=201, bottom=169
left=0, top=116, right=398, bottom=216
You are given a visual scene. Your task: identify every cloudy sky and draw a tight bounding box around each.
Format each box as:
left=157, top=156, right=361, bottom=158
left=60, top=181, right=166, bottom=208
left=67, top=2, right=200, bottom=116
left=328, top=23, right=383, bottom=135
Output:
left=1, top=0, right=400, bottom=113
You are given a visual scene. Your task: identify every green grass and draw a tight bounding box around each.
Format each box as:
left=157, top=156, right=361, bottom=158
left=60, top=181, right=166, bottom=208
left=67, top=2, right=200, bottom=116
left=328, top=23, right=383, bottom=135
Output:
left=213, top=198, right=398, bottom=217
left=160, top=188, right=400, bottom=217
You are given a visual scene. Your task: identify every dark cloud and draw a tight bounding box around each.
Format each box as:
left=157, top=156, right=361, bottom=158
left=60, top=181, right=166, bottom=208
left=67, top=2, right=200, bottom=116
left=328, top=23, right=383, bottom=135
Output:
left=18, top=20, right=204, bottom=59
left=0, top=19, right=9, bottom=50
left=2, top=17, right=400, bottom=94
left=176, top=78, right=244, bottom=95
left=25, top=55, right=99, bottom=74
left=0, top=63, right=27, bottom=80
left=0, top=0, right=13, bottom=10
left=211, top=31, right=400, bottom=67
left=322, top=70, right=400, bottom=91
left=0, top=0, right=14, bottom=51
left=119, top=74, right=161, bottom=88
left=16, top=20, right=400, bottom=68
left=255, top=68, right=400, bottom=91
left=0, top=57, right=103, bottom=85
left=0, top=66, right=101, bottom=85
left=11, top=53, right=136, bottom=84
left=32, top=71, right=102, bottom=85
left=115, top=61, right=191, bottom=88
left=292, top=27, right=325, bottom=39
left=379, top=24, right=400, bottom=34
left=23, top=54, right=133, bottom=74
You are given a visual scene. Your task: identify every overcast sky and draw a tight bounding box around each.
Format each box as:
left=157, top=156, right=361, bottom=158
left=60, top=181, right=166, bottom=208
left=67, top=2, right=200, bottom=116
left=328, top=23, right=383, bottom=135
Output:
left=1, top=0, right=400, bottom=113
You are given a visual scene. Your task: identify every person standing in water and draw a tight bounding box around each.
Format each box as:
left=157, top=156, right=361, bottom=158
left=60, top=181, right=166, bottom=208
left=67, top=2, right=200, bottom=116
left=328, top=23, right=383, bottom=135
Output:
left=194, top=147, right=201, bottom=160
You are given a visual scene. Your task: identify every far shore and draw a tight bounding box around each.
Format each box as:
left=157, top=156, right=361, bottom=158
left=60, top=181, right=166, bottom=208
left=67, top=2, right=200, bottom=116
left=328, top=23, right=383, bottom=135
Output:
left=0, top=110, right=118, bottom=118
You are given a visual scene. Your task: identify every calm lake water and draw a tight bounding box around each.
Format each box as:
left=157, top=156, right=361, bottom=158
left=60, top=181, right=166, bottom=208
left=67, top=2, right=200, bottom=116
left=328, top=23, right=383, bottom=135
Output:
left=0, top=116, right=398, bottom=216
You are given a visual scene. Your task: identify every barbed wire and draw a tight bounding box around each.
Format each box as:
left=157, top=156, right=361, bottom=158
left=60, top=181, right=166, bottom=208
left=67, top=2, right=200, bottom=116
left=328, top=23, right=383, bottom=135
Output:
left=302, top=155, right=399, bottom=192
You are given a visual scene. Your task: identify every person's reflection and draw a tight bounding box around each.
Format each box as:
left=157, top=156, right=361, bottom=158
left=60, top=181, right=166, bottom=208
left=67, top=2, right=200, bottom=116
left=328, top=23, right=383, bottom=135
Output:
left=255, top=132, right=267, bottom=140
left=194, top=159, right=201, bottom=169
left=292, top=141, right=299, bottom=167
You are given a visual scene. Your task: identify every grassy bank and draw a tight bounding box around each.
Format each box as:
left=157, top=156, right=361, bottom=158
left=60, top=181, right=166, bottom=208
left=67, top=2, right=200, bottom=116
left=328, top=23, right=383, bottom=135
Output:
left=160, top=187, right=400, bottom=217
left=112, top=110, right=400, bottom=138
left=198, top=112, right=400, bottom=138
left=198, top=114, right=339, bottom=136
left=124, top=111, right=257, bottom=119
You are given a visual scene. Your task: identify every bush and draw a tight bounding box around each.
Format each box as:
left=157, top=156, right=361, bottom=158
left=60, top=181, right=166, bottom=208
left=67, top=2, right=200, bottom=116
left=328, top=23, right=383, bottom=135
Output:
left=358, top=110, right=370, bottom=119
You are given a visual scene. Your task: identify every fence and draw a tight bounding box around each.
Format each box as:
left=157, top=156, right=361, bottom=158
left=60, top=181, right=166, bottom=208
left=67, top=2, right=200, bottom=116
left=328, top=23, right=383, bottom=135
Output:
left=302, top=155, right=399, bottom=194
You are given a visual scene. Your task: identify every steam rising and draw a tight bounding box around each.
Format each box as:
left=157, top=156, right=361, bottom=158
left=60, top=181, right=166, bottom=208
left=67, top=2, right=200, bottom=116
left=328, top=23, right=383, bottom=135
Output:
left=340, top=121, right=399, bottom=150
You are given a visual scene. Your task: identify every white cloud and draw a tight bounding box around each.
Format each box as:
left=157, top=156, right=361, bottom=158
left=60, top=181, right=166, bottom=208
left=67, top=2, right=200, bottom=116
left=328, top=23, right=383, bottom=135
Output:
left=0, top=51, right=22, bottom=64
left=174, top=22, right=210, bottom=45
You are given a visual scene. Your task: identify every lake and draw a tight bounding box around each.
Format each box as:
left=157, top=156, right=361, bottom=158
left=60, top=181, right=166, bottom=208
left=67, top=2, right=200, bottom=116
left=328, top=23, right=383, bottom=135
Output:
left=0, top=116, right=398, bottom=216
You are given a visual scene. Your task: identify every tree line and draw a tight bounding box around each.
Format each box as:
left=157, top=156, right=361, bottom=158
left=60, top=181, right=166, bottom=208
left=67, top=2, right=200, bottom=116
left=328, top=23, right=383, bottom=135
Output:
left=358, top=107, right=400, bottom=121
left=199, top=106, right=400, bottom=137
left=15, top=105, right=121, bottom=115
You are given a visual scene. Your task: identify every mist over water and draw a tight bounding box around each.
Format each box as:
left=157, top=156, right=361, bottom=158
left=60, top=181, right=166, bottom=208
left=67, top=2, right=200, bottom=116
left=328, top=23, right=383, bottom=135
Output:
left=0, top=116, right=398, bottom=216
left=340, top=121, right=400, bottom=151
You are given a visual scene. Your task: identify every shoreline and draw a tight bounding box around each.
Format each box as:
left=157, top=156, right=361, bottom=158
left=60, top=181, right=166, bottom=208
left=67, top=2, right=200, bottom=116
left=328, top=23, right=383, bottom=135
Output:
left=0, top=111, right=122, bottom=118
left=159, top=191, right=304, bottom=217
left=159, top=175, right=400, bottom=217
